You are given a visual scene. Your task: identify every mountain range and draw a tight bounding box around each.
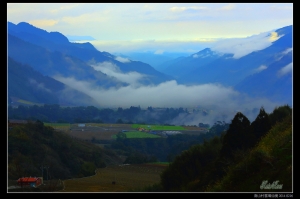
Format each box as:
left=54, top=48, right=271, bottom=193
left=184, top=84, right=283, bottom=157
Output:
left=7, top=21, right=173, bottom=106
left=7, top=21, right=292, bottom=107
left=159, top=25, right=293, bottom=105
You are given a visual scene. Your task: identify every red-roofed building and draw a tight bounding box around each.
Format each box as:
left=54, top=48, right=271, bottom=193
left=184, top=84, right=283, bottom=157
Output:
left=17, top=177, right=42, bottom=188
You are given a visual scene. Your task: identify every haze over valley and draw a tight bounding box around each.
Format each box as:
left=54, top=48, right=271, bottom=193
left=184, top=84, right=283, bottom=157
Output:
left=7, top=3, right=292, bottom=126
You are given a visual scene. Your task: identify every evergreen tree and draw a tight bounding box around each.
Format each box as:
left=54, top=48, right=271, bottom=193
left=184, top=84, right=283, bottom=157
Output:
left=220, top=112, right=253, bottom=159
left=250, top=107, right=271, bottom=147
left=269, top=105, right=292, bottom=126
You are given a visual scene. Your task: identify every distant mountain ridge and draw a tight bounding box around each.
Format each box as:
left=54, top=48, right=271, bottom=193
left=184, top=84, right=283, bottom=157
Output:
left=7, top=21, right=172, bottom=85
left=160, top=48, right=223, bottom=79
left=162, top=25, right=292, bottom=85
left=160, top=25, right=293, bottom=105
left=7, top=33, right=125, bottom=88
left=8, top=21, right=70, bottom=44
left=7, top=21, right=175, bottom=106
left=7, top=21, right=292, bottom=107
left=8, top=56, right=99, bottom=107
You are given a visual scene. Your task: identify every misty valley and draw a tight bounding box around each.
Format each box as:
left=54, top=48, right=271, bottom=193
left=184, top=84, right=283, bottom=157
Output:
left=7, top=21, right=292, bottom=192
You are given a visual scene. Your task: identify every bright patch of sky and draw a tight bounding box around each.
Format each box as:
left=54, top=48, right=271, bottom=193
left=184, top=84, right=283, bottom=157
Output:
left=7, top=3, right=292, bottom=55
left=154, top=50, right=164, bottom=55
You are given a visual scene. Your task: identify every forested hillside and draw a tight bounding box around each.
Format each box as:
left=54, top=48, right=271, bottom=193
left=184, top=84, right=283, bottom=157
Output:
left=8, top=121, right=124, bottom=180
left=141, top=105, right=292, bottom=192
left=8, top=104, right=191, bottom=125
left=7, top=105, right=292, bottom=192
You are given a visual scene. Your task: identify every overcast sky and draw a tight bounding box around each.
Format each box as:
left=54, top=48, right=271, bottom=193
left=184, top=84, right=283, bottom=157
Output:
left=7, top=3, right=293, bottom=54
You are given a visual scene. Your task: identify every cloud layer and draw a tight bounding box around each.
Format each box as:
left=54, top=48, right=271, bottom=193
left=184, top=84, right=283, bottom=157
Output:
left=53, top=62, right=282, bottom=125
left=90, top=62, right=146, bottom=86
left=211, top=31, right=282, bottom=59
left=254, top=65, right=268, bottom=73
left=277, top=62, right=293, bottom=77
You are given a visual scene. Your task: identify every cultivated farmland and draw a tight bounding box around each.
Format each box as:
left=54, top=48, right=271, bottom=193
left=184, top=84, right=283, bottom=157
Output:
left=59, top=163, right=168, bottom=192
left=46, top=123, right=208, bottom=141
left=132, top=124, right=186, bottom=130
left=50, top=123, right=135, bottom=140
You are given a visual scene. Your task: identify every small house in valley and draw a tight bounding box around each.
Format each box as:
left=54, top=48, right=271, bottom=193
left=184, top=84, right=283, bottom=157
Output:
left=17, top=177, right=42, bottom=188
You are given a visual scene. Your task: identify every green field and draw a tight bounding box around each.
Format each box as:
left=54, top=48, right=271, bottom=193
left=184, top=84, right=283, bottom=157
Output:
left=131, top=124, right=186, bottom=130
left=112, top=131, right=161, bottom=139
left=44, top=123, right=71, bottom=131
